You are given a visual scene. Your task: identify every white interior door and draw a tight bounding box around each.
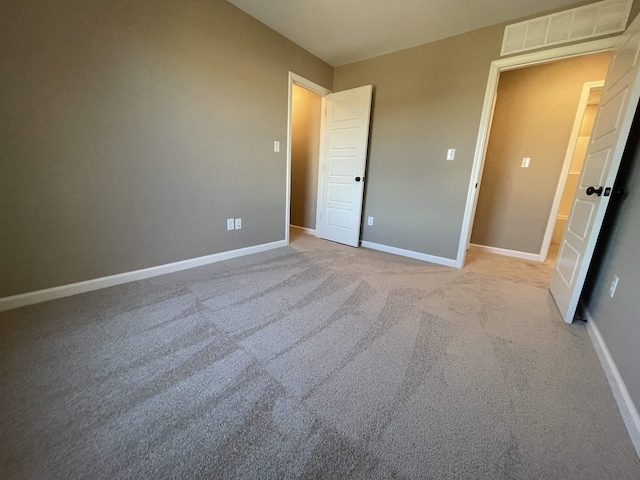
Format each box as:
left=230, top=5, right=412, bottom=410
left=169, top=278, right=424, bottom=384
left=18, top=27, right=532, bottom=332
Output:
left=550, top=15, right=640, bottom=322
left=316, top=85, right=373, bottom=247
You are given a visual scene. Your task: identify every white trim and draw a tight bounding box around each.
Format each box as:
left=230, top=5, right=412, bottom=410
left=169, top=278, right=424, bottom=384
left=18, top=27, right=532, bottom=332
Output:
left=0, top=240, right=287, bottom=312
left=290, top=224, right=316, bottom=235
left=290, top=73, right=332, bottom=97
left=456, top=37, right=618, bottom=269
left=539, top=81, right=604, bottom=262
left=361, top=241, right=457, bottom=268
left=469, top=243, right=540, bottom=262
left=585, top=308, right=640, bottom=458
left=286, top=72, right=331, bottom=246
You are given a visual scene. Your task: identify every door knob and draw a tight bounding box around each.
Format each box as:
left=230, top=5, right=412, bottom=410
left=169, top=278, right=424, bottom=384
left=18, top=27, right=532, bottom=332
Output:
left=355, top=177, right=361, bottom=182
left=586, top=186, right=603, bottom=196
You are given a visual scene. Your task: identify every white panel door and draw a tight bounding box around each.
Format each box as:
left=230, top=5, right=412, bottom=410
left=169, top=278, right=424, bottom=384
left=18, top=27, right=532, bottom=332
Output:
left=316, top=85, right=373, bottom=247
left=550, top=15, right=640, bottom=322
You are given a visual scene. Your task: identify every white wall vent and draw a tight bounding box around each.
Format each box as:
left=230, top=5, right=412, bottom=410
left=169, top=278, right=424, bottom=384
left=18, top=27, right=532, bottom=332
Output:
left=501, top=0, right=632, bottom=56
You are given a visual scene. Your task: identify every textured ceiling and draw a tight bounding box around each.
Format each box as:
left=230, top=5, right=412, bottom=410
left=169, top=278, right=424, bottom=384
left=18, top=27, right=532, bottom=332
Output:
left=227, top=0, right=590, bottom=66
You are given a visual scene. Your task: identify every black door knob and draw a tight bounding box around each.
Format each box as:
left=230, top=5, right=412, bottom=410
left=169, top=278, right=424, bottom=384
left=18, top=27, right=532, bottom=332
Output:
left=586, top=186, right=603, bottom=196
left=355, top=177, right=361, bottom=182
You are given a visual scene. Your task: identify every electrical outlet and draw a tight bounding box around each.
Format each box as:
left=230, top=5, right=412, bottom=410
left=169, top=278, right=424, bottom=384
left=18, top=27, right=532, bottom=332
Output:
left=610, top=275, right=619, bottom=298
left=367, top=216, right=374, bottom=226
left=274, top=141, right=280, bottom=153
left=522, top=157, right=531, bottom=168
left=227, top=218, right=235, bottom=231
left=235, top=218, right=242, bottom=230
left=446, top=149, right=455, bottom=160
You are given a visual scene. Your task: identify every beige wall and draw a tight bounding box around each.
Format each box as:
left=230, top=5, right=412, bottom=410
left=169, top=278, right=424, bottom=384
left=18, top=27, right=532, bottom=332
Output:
left=291, top=85, right=322, bottom=230
left=334, top=25, right=506, bottom=259
left=471, top=53, right=610, bottom=254
left=0, top=0, right=333, bottom=297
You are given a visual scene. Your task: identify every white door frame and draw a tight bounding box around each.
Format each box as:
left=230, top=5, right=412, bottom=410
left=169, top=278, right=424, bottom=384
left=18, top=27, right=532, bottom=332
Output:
left=285, top=72, right=332, bottom=244
left=539, top=80, right=605, bottom=262
left=456, top=37, right=618, bottom=268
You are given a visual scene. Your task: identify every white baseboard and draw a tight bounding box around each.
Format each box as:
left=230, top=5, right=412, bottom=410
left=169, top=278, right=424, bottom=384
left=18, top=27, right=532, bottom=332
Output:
left=290, top=224, right=316, bottom=235
left=360, top=241, right=457, bottom=268
left=0, top=240, right=288, bottom=313
left=585, top=308, right=640, bottom=458
left=469, top=243, right=540, bottom=262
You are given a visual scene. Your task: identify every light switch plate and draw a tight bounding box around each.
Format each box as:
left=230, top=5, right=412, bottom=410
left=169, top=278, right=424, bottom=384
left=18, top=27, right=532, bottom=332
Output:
left=227, top=218, right=235, bottom=230
left=367, top=216, right=374, bottom=226
left=274, top=141, right=280, bottom=153
left=522, top=157, right=531, bottom=168
left=235, top=218, right=242, bottom=230
left=446, top=149, right=455, bottom=160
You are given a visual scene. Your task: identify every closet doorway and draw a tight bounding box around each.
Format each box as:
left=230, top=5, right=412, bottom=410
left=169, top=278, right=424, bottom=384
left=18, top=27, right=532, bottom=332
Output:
left=290, top=84, right=323, bottom=235
left=285, top=73, right=331, bottom=241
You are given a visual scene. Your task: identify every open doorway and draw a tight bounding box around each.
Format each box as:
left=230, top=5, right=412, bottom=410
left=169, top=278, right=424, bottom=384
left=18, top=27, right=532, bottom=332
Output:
left=468, top=52, right=611, bottom=263
left=290, top=84, right=323, bottom=235
left=285, top=73, right=331, bottom=244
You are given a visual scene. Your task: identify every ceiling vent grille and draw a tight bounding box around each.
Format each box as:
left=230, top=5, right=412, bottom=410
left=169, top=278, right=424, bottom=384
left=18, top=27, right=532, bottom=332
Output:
left=501, top=0, right=632, bottom=56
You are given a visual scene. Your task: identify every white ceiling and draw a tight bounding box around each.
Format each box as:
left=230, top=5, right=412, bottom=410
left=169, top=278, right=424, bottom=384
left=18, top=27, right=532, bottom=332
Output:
left=227, top=0, right=589, bottom=66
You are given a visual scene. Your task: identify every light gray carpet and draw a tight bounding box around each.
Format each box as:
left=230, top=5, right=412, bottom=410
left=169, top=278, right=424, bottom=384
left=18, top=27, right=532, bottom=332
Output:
left=1, top=230, right=639, bottom=479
